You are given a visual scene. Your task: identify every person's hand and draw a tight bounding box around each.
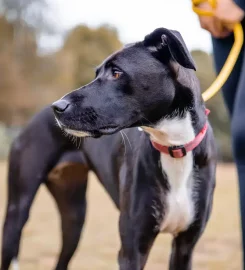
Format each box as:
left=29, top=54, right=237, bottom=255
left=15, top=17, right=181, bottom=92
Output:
left=215, top=0, right=245, bottom=25
left=198, top=2, right=231, bottom=38
left=197, top=0, right=245, bottom=38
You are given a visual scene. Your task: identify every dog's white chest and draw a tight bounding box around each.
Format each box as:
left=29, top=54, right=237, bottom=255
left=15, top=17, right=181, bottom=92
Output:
left=148, top=112, right=196, bottom=235
left=159, top=152, right=195, bottom=235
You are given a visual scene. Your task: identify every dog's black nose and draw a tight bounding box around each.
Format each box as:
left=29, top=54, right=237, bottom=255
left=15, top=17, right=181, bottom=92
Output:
left=52, top=100, right=70, bottom=113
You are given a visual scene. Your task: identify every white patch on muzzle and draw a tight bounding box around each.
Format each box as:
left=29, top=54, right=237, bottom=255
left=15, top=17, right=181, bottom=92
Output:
left=65, top=128, right=90, bottom=137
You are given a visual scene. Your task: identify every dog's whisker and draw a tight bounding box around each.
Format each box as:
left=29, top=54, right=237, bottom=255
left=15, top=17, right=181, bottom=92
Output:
left=121, top=131, right=132, bottom=151
left=76, top=137, right=79, bottom=149
left=120, top=131, right=127, bottom=156
left=73, top=136, right=77, bottom=146
left=66, top=131, right=79, bottom=147
left=142, top=116, right=154, bottom=126
left=78, top=137, right=82, bottom=149
left=75, top=136, right=78, bottom=148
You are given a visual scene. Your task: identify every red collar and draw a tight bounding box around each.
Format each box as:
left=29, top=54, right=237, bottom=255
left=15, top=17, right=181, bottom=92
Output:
left=151, top=109, right=210, bottom=158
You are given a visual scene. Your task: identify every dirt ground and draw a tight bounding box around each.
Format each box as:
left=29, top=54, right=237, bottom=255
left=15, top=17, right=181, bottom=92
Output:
left=0, top=161, right=242, bottom=270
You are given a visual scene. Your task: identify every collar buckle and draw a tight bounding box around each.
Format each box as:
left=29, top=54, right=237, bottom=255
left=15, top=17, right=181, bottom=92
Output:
left=168, top=145, right=187, bottom=158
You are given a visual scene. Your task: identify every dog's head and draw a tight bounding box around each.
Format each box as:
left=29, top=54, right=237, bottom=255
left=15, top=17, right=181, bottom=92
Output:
left=52, top=27, right=199, bottom=138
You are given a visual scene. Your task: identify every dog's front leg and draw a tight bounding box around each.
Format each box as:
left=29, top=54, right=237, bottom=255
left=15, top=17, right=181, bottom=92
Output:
left=118, top=203, right=160, bottom=270
left=169, top=164, right=216, bottom=270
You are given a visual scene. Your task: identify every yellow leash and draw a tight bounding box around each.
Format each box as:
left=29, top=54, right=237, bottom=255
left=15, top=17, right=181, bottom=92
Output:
left=192, top=0, right=244, bottom=101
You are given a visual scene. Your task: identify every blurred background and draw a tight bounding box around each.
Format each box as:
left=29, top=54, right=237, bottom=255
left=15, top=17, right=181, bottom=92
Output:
left=0, top=1, right=240, bottom=270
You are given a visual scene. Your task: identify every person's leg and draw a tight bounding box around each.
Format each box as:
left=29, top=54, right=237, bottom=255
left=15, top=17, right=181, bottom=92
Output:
left=230, top=48, right=245, bottom=269
left=212, top=33, right=244, bottom=115
left=212, top=28, right=245, bottom=269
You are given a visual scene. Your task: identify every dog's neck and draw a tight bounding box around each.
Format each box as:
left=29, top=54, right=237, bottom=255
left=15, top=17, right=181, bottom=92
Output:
left=142, top=111, right=195, bottom=147
left=143, top=68, right=205, bottom=148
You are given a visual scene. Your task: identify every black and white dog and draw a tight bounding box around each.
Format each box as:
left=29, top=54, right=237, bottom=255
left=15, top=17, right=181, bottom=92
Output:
left=51, top=27, right=217, bottom=270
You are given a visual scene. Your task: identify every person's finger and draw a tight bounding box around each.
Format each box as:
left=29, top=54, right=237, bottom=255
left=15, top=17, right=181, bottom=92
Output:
left=213, top=19, right=232, bottom=37
left=198, top=15, right=232, bottom=38
left=198, top=16, right=213, bottom=30
left=215, top=0, right=245, bottom=23
left=199, top=17, right=220, bottom=37
left=223, top=22, right=235, bottom=31
left=205, top=23, right=229, bottom=38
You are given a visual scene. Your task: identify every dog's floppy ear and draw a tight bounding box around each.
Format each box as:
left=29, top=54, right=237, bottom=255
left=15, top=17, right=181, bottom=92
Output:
left=143, top=28, right=196, bottom=71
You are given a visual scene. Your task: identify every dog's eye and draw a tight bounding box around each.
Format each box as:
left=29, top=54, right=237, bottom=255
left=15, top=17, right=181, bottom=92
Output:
left=112, top=69, right=122, bottom=79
